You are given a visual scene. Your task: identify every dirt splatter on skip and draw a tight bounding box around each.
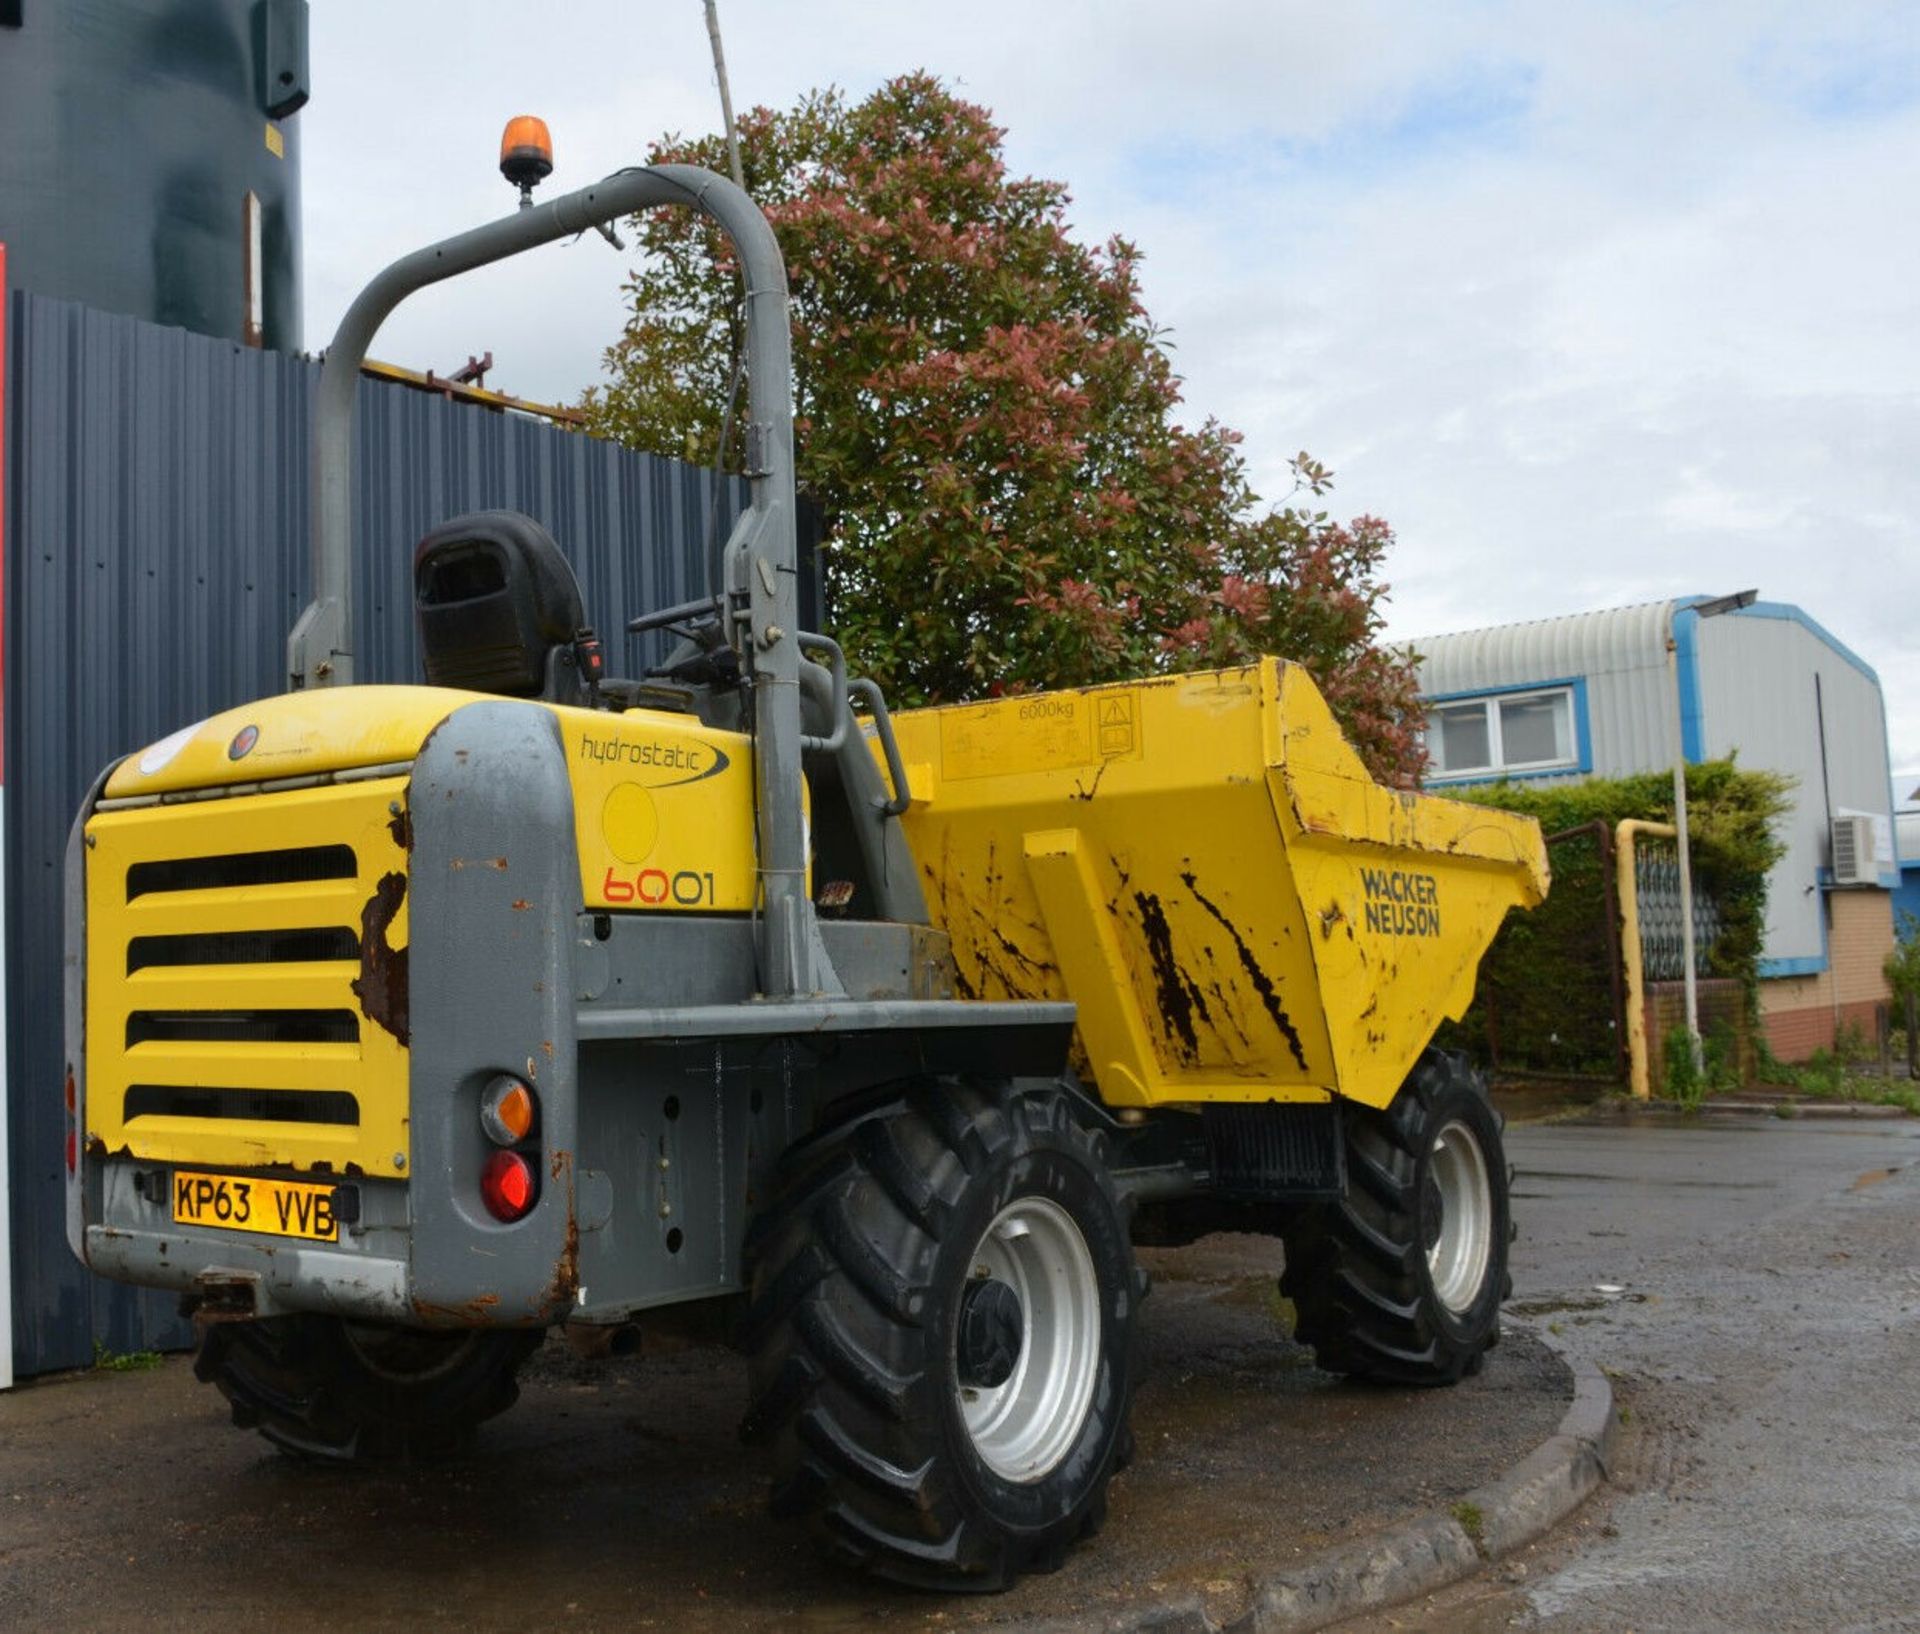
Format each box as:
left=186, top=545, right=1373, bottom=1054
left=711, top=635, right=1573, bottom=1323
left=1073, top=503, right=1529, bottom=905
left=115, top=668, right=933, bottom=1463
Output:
left=1181, top=870, right=1310, bottom=1073
left=1133, top=890, right=1208, bottom=1061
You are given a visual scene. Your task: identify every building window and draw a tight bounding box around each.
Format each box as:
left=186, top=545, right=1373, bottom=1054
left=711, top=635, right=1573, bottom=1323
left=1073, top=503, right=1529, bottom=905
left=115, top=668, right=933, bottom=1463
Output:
left=1427, top=687, right=1577, bottom=778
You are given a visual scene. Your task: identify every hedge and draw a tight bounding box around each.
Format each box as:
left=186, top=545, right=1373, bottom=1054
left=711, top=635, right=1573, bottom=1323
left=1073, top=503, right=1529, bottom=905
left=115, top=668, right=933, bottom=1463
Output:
left=1436, top=760, right=1793, bottom=1071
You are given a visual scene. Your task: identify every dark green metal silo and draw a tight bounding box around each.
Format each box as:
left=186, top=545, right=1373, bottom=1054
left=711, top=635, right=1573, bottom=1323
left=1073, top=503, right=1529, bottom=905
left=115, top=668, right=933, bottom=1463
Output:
left=0, top=0, right=308, bottom=349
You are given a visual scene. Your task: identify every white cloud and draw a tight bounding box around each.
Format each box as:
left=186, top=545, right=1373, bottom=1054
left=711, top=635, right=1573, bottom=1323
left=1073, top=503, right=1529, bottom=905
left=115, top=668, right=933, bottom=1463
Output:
left=303, top=0, right=1920, bottom=766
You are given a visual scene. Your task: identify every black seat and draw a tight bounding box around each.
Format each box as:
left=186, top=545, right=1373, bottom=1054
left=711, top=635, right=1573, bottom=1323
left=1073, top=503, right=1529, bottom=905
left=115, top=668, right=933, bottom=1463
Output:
left=414, top=510, right=590, bottom=700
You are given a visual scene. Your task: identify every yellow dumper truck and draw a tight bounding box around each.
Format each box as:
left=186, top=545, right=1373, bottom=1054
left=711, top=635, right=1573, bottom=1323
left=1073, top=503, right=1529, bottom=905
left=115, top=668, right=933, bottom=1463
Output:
left=64, top=157, right=1546, bottom=1590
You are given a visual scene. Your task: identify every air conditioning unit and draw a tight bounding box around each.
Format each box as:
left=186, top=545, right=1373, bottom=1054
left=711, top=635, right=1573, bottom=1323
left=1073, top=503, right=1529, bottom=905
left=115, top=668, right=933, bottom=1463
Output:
left=1830, top=814, right=1878, bottom=887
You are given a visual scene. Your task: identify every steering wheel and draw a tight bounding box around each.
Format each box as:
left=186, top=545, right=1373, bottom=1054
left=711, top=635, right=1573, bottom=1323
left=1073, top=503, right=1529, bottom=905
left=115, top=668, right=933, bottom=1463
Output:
left=626, top=595, right=724, bottom=637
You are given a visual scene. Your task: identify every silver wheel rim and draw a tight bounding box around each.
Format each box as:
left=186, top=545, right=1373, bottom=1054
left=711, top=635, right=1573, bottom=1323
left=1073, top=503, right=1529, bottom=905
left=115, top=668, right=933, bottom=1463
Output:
left=958, top=1196, right=1102, bottom=1484
left=1427, top=1120, right=1494, bottom=1315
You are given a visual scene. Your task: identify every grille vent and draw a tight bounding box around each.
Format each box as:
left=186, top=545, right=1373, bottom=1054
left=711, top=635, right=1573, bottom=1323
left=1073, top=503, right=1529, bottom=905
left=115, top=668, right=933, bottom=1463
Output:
left=127, top=844, right=355, bottom=899
left=123, top=1085, right=359, bottom=1127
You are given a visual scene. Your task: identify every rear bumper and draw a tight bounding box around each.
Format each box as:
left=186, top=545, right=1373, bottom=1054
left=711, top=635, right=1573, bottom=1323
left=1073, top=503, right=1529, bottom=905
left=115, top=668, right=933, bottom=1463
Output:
left=85, top=1229, right=411, bottom=1322
left=82, top=1157, right=412, bottom=1322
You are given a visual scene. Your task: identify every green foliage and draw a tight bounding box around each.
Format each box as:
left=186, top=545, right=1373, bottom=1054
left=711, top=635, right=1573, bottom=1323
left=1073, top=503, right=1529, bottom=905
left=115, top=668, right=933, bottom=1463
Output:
left=1663, top=1024, right=1707, bottom=1109
left=1438, top=761, right=1789, bottom=1078
left=1795, top=1048, right=1852, bottom=1095
left=92, top=1339, right=163, bottom=1372
left=1438, top=820, right=1620, bottom=1074
left=581, top=74, right=1426, bottom=783
left=1662, top=1020, right=1739, bottom=1106
left=1885, top=912, right=1920, bottom=1004
left=1832, top=1018, right=1875, bottom=1064
left=1767, top=1050, right=1920, bottom=1113
left=1701, top=1017, right=1741, bottom=1088
left=1450, top=760, right=1792, bottom=994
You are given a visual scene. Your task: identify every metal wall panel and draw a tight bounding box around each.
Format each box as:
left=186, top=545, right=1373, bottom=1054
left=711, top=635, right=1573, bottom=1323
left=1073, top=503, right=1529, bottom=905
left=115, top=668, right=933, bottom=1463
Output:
left=4, top=290, right=789, bottom=1377
left=1696, top=609, right=1896, bottom=967
left=1416, top=600, right=1677, bottom=782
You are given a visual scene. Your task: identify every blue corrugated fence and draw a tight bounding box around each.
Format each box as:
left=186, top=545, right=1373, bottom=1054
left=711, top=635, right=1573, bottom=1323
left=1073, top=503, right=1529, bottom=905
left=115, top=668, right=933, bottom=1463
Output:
left=4, top=290, right=807, bottom=1375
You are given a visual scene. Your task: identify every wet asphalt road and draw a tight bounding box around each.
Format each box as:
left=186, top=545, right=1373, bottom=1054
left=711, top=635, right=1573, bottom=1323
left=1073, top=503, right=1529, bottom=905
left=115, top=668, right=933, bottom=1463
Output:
left=1339, top=1109, right=1920, bottom=1634
left=14, top=1109, right=1904, bottom=1632
left=0, top=1233, right=1566, bottom=1632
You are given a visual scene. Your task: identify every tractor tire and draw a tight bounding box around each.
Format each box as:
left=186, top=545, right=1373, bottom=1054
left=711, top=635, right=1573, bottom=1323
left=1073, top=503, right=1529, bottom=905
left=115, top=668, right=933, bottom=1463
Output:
left=1280, top=1048, right=1511, bottom=1385
left=194, top=1314, right=543, bottom=1462
left=741, top=1079, right=1143, bottom=1591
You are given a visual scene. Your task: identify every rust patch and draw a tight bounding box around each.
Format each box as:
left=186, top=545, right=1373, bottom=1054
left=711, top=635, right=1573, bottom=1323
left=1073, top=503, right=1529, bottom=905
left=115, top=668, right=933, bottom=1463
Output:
left=387, top=804, right=413, bottom=852
left=1133, top=890, right=1207, bottom=1062
left=1182, top=871, right=1310, bottom=1073
left=350, top=871, right=410, bottom=1046
left=411, top=1293, right=504, bottom=1325
left=490, top=856, right=509, bottom=871
left=544, top=1159, right=581, bottom=1309
left=511, top=898, right=532, bottom=912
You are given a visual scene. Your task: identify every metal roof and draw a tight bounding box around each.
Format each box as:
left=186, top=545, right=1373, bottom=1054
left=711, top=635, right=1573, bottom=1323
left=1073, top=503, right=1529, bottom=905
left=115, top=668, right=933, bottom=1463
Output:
left=1415, top=599, right=1678, bottom=696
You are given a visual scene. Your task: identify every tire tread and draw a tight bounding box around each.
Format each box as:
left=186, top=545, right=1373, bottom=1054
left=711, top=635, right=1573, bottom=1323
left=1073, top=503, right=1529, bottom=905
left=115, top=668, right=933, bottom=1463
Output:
left=1280, top=1048, right=1509, bottom=1387
left=743, top=1077, right=1139, bottom=1591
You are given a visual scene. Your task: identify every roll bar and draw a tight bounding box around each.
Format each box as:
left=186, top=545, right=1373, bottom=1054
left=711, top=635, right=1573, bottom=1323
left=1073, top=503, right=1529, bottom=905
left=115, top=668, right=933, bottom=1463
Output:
left=289, top=164, right=818, bottom=996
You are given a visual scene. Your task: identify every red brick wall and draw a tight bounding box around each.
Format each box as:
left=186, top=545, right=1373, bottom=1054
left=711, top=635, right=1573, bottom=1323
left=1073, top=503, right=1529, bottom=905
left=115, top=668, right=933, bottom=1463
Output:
left=1759, top=889, right=1894, bottom=1063
left=1762, top=997, right=1886, bottom=1063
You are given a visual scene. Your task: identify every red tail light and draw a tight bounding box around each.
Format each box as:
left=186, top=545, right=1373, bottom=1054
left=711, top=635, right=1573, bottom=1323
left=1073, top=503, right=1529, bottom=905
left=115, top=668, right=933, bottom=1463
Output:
left=480, top=1149, right=536, bottom=1222
left=65, top=1126, right=77, bottom=1175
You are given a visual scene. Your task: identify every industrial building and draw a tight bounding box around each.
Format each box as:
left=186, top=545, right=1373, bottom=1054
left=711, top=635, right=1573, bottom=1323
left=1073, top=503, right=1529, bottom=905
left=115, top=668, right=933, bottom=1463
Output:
left=1417, top=598, right=1899, bottom=1062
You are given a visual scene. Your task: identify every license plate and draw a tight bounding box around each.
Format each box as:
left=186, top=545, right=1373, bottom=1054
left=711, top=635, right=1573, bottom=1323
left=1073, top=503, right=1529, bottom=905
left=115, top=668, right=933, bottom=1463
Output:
left=172, top=1170, right=339, bottom=1242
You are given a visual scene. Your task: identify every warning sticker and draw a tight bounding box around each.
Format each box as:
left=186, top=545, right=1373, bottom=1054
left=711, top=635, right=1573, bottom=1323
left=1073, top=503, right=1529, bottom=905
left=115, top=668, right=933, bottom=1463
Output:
left=940, top=690, right=1145, bottom=780
left=1097, top=693, right=1137, bottom=758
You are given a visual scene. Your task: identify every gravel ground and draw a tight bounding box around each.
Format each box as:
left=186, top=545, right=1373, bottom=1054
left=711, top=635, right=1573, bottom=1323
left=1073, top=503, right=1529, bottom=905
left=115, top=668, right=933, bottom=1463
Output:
left=0, top=1233, right=1568, bottom=1633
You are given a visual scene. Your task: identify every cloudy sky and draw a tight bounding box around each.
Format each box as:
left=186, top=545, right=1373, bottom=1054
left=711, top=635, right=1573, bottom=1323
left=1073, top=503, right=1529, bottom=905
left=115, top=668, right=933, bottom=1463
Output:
left=305, top=1, right=1920, bottom=777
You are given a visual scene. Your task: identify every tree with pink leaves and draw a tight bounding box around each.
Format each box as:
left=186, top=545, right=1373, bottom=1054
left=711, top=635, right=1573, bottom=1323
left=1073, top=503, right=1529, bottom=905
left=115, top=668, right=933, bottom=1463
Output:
left=583, top=73, right=1425, bottom=784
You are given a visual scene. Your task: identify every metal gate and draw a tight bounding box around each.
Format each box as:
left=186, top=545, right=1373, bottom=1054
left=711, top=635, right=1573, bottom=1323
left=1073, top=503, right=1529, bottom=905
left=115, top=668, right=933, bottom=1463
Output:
left=3, top=288, right=813, bottom=1376
left=1439, top=820, right=1629, bottom=1080
left=1630, top=834, right=1724, bottom=982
